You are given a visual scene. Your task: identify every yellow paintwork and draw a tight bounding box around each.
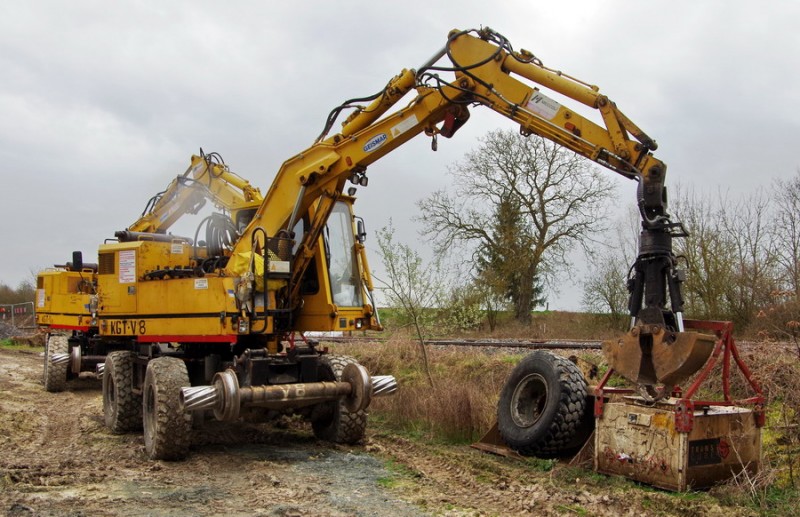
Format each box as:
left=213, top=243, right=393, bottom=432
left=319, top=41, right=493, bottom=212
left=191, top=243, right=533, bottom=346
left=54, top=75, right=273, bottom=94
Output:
left=129, top=154, right=263, bottom=235
left=69, top=28, right=671, bottom=346
left=227, top=29, right=667, bottom=332
left=35, top=269, right=95, bottom=330
left=36, top=154, right=267, bottom=338
left=95, top=197, right=375, bottom=340
left=96, top=240, right=240, bottom=337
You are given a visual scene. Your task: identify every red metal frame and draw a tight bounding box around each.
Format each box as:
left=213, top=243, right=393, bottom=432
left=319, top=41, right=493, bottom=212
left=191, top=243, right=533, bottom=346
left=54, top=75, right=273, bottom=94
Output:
left=594, top=319, right=765, bottom=432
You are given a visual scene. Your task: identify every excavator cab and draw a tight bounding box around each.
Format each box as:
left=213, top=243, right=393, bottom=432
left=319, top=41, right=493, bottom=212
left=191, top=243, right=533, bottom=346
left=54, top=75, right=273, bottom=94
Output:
left=291, top=198, right=381, bottom=334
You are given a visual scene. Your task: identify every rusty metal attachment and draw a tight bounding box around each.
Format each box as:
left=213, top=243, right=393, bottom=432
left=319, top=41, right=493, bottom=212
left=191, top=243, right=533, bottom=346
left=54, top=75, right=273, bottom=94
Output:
left=595, top=320, right=766, bottom=430
left=602, top=325, right=716, bottom=389
left=181, top=367, right=397, bottom=422
left=341, top=362, right=371, bottom=412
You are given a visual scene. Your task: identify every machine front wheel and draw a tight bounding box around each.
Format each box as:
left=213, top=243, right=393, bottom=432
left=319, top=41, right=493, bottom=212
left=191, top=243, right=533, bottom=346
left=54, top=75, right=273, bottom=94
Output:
left=103, top=351, right=142, bottom=433
left=311, top=355, right=368, bottom=444
left=143, top=357, right=192, bottom=460
left=43, top=334, right=69, bottom=393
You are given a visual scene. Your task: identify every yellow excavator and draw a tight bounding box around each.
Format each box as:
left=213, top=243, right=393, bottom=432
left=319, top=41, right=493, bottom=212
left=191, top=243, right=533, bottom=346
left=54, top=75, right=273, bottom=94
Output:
left=81, top=27, right=713, bottom=460
left=36, top=151, right=265, bottom=391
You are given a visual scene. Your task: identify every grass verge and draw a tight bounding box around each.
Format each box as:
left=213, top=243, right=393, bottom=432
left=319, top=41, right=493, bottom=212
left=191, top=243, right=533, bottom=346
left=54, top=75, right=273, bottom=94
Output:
left=331, top=333, right=800, bottom=514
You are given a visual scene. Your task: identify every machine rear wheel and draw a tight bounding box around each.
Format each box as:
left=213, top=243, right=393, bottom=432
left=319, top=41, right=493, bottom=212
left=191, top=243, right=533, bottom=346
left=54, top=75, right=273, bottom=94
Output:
left=43, top=334, right=69, bottom=393
left=497, top=351, right=588, bottom=457
left=103, top=351, right=142, bottom=433
left=312, top=355, right=368, bottom=444
left=143, top=357, right=192, bottom=460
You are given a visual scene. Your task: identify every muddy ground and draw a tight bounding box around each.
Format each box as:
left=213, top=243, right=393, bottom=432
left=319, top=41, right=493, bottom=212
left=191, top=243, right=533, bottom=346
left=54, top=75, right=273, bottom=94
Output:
left=0, top=347, right=758, bottom=516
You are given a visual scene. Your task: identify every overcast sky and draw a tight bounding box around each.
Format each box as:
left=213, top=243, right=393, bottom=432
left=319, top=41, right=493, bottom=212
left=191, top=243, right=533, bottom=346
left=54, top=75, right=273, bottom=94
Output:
left=1, top=1, right=797, bottom=310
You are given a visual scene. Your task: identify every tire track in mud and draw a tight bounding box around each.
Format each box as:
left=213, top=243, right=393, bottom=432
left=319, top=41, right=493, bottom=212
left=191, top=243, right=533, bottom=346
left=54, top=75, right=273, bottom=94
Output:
left=0, top=347, right=754, bottom=517
left=0, top=348, right=424, bottom=517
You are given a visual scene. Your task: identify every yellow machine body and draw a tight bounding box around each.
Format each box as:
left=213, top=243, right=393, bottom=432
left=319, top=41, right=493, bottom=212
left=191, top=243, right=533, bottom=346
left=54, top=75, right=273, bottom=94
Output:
left=38, top=27, right=724, bottom=461
left=95, top=197, right=377, bottom=343
left=35, top=269, right=95, bottom=331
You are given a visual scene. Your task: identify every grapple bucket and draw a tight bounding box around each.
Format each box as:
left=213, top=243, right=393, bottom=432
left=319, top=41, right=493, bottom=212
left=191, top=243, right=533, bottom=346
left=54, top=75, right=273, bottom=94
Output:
left=602, top=328, right=716, bottom=388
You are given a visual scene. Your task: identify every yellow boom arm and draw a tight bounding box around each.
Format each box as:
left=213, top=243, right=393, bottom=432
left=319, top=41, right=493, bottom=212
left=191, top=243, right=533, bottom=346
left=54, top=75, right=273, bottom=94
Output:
left=129, top=153, right=263, bottom=235
left=229, top=28, right=666, bottom=297
left=226, top=27, right=704, bottom=391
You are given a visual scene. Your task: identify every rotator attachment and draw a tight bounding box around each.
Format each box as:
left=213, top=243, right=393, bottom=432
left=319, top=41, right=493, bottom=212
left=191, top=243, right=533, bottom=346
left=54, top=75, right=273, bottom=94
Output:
left=181, top=366, right=398, bottom=421
left=605, top=180, right=717, bottom=394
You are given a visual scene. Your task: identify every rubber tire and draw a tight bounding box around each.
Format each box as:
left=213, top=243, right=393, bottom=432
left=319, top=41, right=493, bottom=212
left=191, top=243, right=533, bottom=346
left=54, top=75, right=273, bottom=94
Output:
left=312, top=355, right=368, bottom=444
left=497, top=350, right=588, bottom=457
left=143, top=357, right=192, bottom=461
left=103, top=351, right=142, bottom=433
left=43, top=334, right=69, bottom=393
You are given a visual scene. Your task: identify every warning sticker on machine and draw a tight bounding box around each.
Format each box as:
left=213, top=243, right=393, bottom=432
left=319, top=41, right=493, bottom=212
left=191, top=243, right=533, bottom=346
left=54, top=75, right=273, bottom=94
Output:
left=37, top=289, right=45, bottom=308
left=391, top=115, right=418, bottom=138
left=194, top=278, right=208, bottom=290
left=118, top=250, right=136, bottom=284
left=526, top=90, right=561, bottom=120
left=268, top=261, right=290, bottom=274
left=171, top=243, right=184, bottom=254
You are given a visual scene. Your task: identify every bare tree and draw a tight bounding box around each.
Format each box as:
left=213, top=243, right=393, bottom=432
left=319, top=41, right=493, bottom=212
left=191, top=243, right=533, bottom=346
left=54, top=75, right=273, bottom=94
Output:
left=719, top=188, right=779, bottom=328
left=670, top=185, right=737, bottom=321
left=374, top=221, right=441, bottom=386
left=582, top=205, right=639, bottom=329
left=773, top=170, right=800, bottom=297
left=669, top=185, right=779, bottom=329
left=418, top=130, right=615, bottom=324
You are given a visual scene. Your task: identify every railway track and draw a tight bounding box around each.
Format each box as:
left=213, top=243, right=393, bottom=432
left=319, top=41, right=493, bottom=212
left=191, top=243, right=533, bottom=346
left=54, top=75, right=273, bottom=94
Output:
left=314, top=334, right=776, bottom=352
left=315, top=335, right=603, bottom=350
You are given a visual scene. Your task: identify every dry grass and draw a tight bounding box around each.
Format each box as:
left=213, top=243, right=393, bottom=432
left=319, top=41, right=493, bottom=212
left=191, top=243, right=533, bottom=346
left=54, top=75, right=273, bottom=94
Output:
left=330, top=336, right=526, bottom=443
left=462, top=311, right=623, bottom=341
left=333, top=310, right=800, bottom=511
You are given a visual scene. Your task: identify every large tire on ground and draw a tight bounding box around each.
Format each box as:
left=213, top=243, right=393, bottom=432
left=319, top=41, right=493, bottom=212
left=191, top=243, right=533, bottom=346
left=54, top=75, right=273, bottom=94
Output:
left=43, top=334, right=69, bottom=393
left=103, top=351, right=142, bottom=433
left=311, top=355, right=368, bottom=444
left=497, top=350, right=589, bottom=457
left=143, top=357, right=192, bottom=460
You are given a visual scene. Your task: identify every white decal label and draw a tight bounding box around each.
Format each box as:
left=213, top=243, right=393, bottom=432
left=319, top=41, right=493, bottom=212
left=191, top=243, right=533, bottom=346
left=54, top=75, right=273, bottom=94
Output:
left=118, top=250, right=136, bottom=284
left=526, top=91, right=561, bottom=120
left=268, top=261, right=290, bottom=274
left=391, top=115, right=418, bottom=138
left=194, top=278, right=209, bottom=290
left=363, top=133, right=388, bottom=153
left=171, top=243, right=184, bottom=254
left=37, top=289, right=46, bottom=308
left=159, top=205, right=177, bottom=223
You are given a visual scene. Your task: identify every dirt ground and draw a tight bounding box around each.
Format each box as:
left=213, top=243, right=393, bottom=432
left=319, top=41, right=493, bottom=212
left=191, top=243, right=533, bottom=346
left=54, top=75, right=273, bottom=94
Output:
left=0, top=347, right=758, bottom=517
